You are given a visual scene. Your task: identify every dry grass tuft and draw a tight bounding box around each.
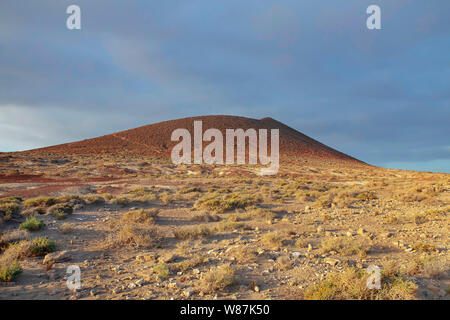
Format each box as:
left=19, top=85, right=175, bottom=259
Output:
left=304, top=267, right=417, bottom=300
left=200, top=265, right=235, bottom=293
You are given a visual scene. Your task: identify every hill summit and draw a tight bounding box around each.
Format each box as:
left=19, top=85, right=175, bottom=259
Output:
left=30, top=115, right=363, bottom=165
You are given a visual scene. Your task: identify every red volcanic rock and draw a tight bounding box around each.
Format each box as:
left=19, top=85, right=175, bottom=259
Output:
left=27, top=115, right=364, bottom=164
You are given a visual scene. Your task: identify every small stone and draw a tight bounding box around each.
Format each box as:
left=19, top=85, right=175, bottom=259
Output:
left=346, top=231, right=353, bottom=237
left=254, top=286, right=260, bottom=292
left=43, top=251, right=72, bottom=265
left=357, top=228, right=366, bottom=235
left=317, top=226, right=324, bottom=234
left=291, top=251, right=303, bottom=258
left=90, top=290, right=95, bottom=297
left=381, top=232, right=393, bottom=239
left=307, top=244, right=313, bottom=252
left=193, top=268, right=200, bottom=274
left=112, top=265, right=122, bottom=272
left=159, top=253, right=179, bottom=263
left=135, top=279, right=145, bottom=286
left=325, top=258, right=340, bottom=266
left=427, top=285, right=440, bottom=292
left=128, top=283, right=137, bottom=289
left=112, top=287, right=121, bottom=294
left=183, top=290, right=192, bottom=298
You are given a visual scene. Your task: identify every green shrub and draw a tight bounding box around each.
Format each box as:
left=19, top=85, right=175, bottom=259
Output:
left=0, top=197, right=22, bottom=205
left=20, top=217, right=45, bottom=231
left=153, top=263, right=170, bottom=278
left=48, top=204, right=73, bottom=220
left=0, top=261, right=22, bottom=282
left=0, top=203, right=20, bottom=219
left=24, top=196, right=57, bottom=208
left=28, top=237, right=56, bottom=256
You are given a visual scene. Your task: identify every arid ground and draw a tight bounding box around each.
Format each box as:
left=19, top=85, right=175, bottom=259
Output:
left=0, top=117, right=448, bottom=300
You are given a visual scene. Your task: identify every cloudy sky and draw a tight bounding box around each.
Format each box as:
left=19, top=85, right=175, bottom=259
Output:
left=0, top=1, right=449, bottom=172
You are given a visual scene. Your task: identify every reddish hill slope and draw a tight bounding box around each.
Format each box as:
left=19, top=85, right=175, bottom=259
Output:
left=29, top=115, right=364, bottom=164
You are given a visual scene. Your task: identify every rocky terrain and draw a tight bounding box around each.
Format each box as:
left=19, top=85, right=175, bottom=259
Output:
left=0, top=117, right=448, bottom=300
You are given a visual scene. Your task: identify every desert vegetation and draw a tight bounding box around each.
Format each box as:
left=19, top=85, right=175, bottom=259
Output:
left=0, top=152, right=448, bottom=300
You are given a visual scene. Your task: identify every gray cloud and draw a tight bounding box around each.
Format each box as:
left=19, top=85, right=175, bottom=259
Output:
left=0, top=1, right=449, bottom=172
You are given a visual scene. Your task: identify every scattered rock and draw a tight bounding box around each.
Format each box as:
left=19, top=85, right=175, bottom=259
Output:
left=183, top=290, right=192, bottom=298
left=135, top=279, right=145, bottom=286
left=357, top=228, right=366, bottom=235
left=168, top=282, right=179, bottom=289
left=325, top=258, right=340, bottom=266
left=43, top=251, right=72, bottom=265
left=159, top=253, right=180, bottom=263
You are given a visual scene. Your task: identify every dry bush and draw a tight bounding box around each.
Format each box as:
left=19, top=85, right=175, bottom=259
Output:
left=121, top=208, right=159, bottom=224
left=194, top=194, right=255, bottom=213
left=200, top=265, right=235, bottom=293
left=47, top=203, right=73, bottom=220
left=126, top=187, right=158, bottom=203
left=0, top=203, right=20, bottom=220
left=106, top=222, right=159, bottom=248
left=191, top=211, right=221, bottom=222
left=419, top=255, right=448, bottom=279
left=82, top=194, right=107, bottom=205
left=0, top=197, right=22, bottom=205
left=304, top=267, right=417, bottom=300
left=411, top=242, right=437, bottom=253
left=174, top=225, right=215, bottom=240
left=159, top=192, right=174, bottom=205
left=177, top=186, right=202, bottom=194
left=23, top=196, right=58, bottom=208
left=216, top=220, right=248, bottom=232
left=171, top=254, right=207, bottom=273
left=110, top=196, right=130, bottom=207
left=246, top=208, right=277, bottom=221
left=0, top=230, right=29, bottom=250
left=261, top=232, right=286, bottom=249
left=319, top=237, right=369, bottom=257
left=59, top=223, right=74, bottom=234
left=356, top=192, right=378, bottom=201
left=276, top=255, right=292, bottom=271
left=1, top=237, right=56, bottom=261
left=226, top=245, right=258, bottom=264
left=20, top=207, right=46, bottom=216
left=332, top=191, right=355, bottom=208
